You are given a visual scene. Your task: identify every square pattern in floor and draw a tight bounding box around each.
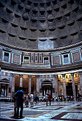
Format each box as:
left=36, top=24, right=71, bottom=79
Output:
left=52, top=112, right=82, bottom=121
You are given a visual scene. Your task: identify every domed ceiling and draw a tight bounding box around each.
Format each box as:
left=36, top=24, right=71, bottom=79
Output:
left=0, top=0, right=82, bottom=50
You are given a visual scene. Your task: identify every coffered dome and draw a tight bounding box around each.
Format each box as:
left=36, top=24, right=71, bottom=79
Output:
left=0, top=0, right=82, bottom=50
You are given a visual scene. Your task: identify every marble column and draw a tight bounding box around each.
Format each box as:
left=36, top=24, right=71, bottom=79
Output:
left=11, top=74, right=15, bottom=92
left=36, top=76, right=40, bottom=93
left=62, top=75, right=67, bottom=99
left=79, top=72, right=82, bottom=94
left=63, top=78, right=67, bottom=99
left=10, top=74, right=15, bottom=97
left=28, top=77, right=31, bottom=94
left=54, top=75, right=59, bottom=98
left=20, top=75, right=23, bottom=87
left=72, top=73, right=76, bottom=101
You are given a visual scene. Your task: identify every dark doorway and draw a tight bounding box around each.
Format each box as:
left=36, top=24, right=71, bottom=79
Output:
left=66, top=83, right=73, bottom=96
left=41, top=80, right=53, bottom=96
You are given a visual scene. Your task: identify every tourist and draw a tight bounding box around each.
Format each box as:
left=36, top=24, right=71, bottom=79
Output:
left=30, top=93, right=34, bottom=107
left=48, top=93, right=52, bottom=105
left=14, top=89, right=24, bottom=118
left=45, top=94, right=48, bottom=106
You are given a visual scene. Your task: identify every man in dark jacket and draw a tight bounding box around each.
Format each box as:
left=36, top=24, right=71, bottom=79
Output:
left=14, top=89, right=24, bottom=118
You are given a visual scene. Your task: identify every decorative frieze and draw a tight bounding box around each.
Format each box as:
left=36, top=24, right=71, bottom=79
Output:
left=0, top=45, right=82, bottom=69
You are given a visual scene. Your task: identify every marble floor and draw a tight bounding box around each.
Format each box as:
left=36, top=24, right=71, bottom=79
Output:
left=0, top=101, right=82, bottom=121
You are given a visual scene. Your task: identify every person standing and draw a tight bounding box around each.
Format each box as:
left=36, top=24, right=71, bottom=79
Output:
left=30, top=93, right=34, bottom=107
left=13, top=93, right=17, bottom=118
left=48, top=93, right=52, bottom=106
left=45, top=94, right=48, bottom=106
left=25, top=94, right=31, bottom=107
left=14, top=89, right=24, bottom=118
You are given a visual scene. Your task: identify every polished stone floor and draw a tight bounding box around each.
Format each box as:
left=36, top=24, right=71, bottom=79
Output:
left=0, top=101, right=82, bottom=121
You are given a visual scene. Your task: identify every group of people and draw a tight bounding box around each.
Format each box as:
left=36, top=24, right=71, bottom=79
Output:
left=12, top=89, right=82, bottom=119
left=13, top=89, right=52, bottom=119
left=25, top=93, right=33, bottom=107
left=45, top=93, right=52, bottom=106
left=13, top=89, right=39, bottom=119
left=25, top=93, right=39, bottom=107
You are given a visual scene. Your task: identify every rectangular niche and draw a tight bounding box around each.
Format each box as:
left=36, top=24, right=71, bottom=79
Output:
left=72, top=50, right=80, bottom=63
left=51, top=52, right=61, bottom=66
left=12, top=53, right=21, bottom=65
left=2, top=51, right=11, bottom=63
left=23, top=52, right=31, bottom=64
left=23, top=56, right=30, bottom=64
left=53, top=55, right=61, bottom=65
left=43, top=56, right=50, bottom=65
left=62, top=53, right=70, bottom=65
